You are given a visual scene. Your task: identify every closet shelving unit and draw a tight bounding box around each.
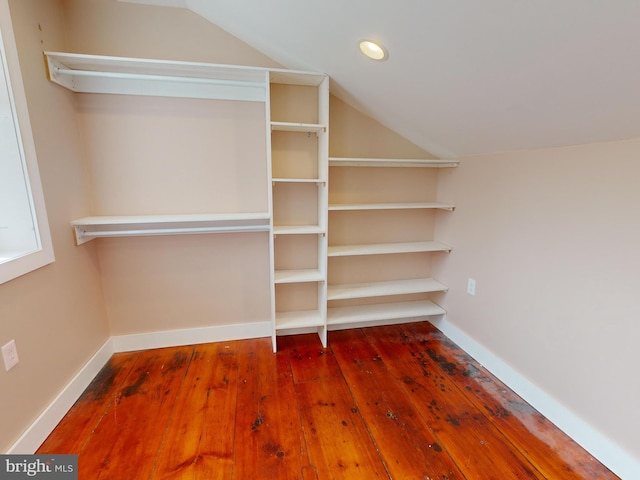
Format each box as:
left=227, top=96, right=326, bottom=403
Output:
left=268, top=71, right=329, bottom=349
left=45, top=51, right=458, bottom=350
left=45, top=51, right=329, bottom=350
left=326, top=156, right=458, bottom=328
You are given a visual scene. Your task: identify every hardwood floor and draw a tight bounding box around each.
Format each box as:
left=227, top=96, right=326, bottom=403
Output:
left=37, top=322, right=618, bottom=479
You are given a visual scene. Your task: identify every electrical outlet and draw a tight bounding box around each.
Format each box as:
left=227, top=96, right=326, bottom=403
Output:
left=2, top=339, right=19, bottom=371
left=467, top=278, right=476, bottom=296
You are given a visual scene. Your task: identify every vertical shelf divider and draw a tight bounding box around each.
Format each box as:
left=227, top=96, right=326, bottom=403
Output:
left=265, top=78, right=277, bottom=352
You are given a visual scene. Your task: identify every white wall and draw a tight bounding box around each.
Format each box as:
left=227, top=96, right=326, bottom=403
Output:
left=434, top=138, right=640, bottom=469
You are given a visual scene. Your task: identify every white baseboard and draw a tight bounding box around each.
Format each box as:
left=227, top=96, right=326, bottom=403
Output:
left=111, top=321, right=272, bottom=352
left=431, top=316, right=640, bottom=480
left=6, top=339, right=116, bottom=454
left=8, top=321, right=272, bottom=454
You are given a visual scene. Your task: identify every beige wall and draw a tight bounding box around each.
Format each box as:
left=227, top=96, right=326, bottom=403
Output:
left=77, top=95, right=268, bottom=216
left=434, top=139, right=640, bottom=461
left=329, top=95, right=433, bottom=159
left=62, top=0, right=281, bottom=67
left=0, top=0, right=109, bottom=451
left=76, top=92, right=272, bottom=334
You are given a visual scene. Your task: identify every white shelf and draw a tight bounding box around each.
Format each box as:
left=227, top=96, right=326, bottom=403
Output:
left=273, top=225, right=325, bottom=235
left=328, top=241, right=452, bottom=257
left=329, top=157, right=459, bottom=168
left=276, top=310, right=325, bottom=330
left=45, top=51, right=269, bottom=102
left=327, top=278, right=448, bottom=301
left=269, top=69, right=327, bottom=87
left=271, top=121, right=326, bottom=134
left=275, top=269, right=324, bottom=284
left=329, top=202, right=455, bottom=211
left=327, top=300, right=445, bottom=326
left=71, top=213, right=270, bottom=245
left=272, top=178, right=325, bottom=184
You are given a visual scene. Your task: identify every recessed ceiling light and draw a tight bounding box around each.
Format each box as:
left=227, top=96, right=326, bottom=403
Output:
left=359, top=40, right=387, bottom=61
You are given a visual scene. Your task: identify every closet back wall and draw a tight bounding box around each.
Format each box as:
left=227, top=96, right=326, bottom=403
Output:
left=78, top=95, right=267, bottom=216
left=78, top=94, right=270, bottom=334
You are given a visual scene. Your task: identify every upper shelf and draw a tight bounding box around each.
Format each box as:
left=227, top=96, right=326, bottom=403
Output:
left=44, top=52, right=327, bottom=102
left=271, top=121, right=327, bottom=134
left=269, top=70, right=327, bottom=87
left=329, top=202, right=455, bottom=211
left=272, top=178, right=325, bottom=184
left=71, top=213, right=271, bottom=245
left=273, top=225, right=325, bottom=235
left=328, top=241, right=452, bottom=257
left=327, top=278, right=448, bottom=301
left=329, top=157, right=459, bottom=168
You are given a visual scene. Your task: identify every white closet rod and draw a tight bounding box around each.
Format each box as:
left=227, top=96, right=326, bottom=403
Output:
left=78, top=225, right=270, bottom=238
left=53, top=67, right=264, bottom=88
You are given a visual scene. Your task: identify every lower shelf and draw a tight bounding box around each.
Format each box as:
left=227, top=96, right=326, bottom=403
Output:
left=276, top=310, right=325, bottom=330
left=273, top=225, right=324, bottom=235
left=274, top=269, right=324, bottom=284
left=327, top=278, right=447, bottom=300
left=327, top=300, right=445, bottom=326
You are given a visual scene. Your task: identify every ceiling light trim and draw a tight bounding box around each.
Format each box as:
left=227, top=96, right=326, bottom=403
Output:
left=359, top=40, right=388, bottom=61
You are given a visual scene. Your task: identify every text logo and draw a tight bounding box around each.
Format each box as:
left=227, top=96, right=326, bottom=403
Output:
left=0, top=455, right=77, bottom=479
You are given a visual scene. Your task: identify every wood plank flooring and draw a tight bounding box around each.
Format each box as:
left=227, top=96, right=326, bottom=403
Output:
left=37, top=322, right=619, bottom=479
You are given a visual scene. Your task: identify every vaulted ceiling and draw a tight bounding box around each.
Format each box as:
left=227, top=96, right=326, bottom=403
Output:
left=122, top=0, right=640, bottom=158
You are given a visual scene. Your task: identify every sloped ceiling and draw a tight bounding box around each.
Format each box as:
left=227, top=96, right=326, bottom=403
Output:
left=122, top=0, right=640, bottom=158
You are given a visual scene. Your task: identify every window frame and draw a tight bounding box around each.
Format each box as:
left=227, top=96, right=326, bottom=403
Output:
left=0, top=0, right=54, bottom=285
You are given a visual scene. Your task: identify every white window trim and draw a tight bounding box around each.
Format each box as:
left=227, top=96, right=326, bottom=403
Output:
left=0, top=0, right=54, bottom=284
